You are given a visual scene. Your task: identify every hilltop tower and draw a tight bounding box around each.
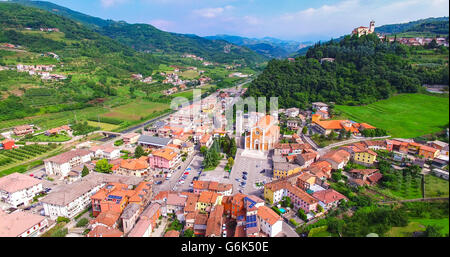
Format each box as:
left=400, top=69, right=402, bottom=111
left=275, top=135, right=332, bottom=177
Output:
left=369, top=21, right=375, bottom=33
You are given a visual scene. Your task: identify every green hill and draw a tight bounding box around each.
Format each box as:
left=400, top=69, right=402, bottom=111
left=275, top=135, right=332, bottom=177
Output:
left=245, top=33, right=449, bottom=109
left=376, top=17, right=449, bottom=36
left=0, top=3, right=160, bottom=122
left=12, top=0, right=267, bottom=65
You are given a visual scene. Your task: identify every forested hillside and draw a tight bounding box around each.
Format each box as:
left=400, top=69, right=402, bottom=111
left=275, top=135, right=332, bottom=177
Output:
left=246, top=33, right=449, bottom=109
left=0, top=3, right=159, bottom=121
left=376, top=17, right=449, bottom=36
left=12, top=0, right=267, bottom=65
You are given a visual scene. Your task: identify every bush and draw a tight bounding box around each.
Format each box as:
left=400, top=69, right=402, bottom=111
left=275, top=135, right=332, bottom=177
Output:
left=51, top=227, right=68, bottom=237
left=56, top=216, right=70, bottom=223
left=76, top=218, right=89, bottom=227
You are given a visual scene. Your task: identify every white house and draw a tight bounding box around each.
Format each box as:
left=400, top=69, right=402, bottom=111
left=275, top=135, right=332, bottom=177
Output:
left=257, top=206, right=282, bottom=237
left=90, top=145, right=120, bottom=160
left=44, top=149, right=92, bottom=177
left=41, top=179, right=103, bottom=220
left=0, top=210, right=49, bottom=237
left=0, top=173, right=43, bottom=207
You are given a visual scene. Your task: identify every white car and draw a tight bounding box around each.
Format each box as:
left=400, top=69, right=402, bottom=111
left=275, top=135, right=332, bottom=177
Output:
left=179, top=180, right=185, bottom=184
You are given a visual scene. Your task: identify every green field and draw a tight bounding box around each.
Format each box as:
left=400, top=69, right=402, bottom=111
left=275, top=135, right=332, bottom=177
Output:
left=375, top=174, right=423, bottom=200
left=387, top=218, right=449, bottom=237
left=179, top=70, right=199, bottom=79
left=25, top=133, right=71, bottom=142
left=86, top=121, right=119, bottom=131
left=335, top=94, right=449, bottom=138
left=101, top=100, right=169, bottom=122
left=424, top=174, right=449, bottom=198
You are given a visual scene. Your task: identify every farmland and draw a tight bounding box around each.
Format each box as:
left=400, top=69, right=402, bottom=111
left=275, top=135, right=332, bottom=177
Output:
left=0, top=143, right=61, bottom=177
left=424, top=174, right=449, bottom=197
left=101, top=100, right=170, bottom=122
left=386, top=218, right=449, bottom=237
left=335, top=94, right=449, bottom=138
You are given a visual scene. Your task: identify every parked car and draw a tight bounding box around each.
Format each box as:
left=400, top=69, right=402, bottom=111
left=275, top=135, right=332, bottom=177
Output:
left=242, top=171, right=248, bottom=175
left=260, top=169, right=265, bottom=174
left=242, top=176, right=247, bottom=180
left=184, top=172, right=189, bottom=175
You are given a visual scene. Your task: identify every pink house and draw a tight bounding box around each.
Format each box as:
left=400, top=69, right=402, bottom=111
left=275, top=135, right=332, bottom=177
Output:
left=148, top=147, right=180, bottom=170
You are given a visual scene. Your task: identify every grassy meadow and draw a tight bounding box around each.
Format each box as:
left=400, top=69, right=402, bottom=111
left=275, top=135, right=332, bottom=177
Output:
left=335, top=94, right=449, bottom=138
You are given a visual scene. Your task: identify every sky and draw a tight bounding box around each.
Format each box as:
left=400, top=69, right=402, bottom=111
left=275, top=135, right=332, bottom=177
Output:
left=45, top=0, right=449, bottom=41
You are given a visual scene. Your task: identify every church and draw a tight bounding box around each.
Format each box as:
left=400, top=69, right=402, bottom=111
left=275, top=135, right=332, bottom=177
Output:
left=352, top=21, right=375, bottom=37
left=245, top=114, right=280, bottom=152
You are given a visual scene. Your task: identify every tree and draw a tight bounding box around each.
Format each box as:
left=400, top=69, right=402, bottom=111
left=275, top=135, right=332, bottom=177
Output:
left=95, top=159, right=113, bottom=174
left=425, top=225, right=443, bottom=237
left=200, top=146, right=208, bottom=156
left=183, top=228, right=195, bottom=237
left=297, top=208, right=307, bottom=221
left=302, top=126, right=308, bottom=134
left=227, top=157, right=234, bottom=167
left=317, top=204, right=324, bottom=213
left=134, top=145, right=146, bottom=158
left=281, top=196, right=293, bottom=208
left=81, top=165, right=89, bottom=177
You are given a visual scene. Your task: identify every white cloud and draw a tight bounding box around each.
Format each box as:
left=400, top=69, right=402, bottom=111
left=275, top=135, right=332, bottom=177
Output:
left=192, top=5, right=234, bottom=18
left=100, top=0, right=128, bottom=8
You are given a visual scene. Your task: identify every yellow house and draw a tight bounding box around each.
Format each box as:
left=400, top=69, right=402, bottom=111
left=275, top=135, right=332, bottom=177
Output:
left=353, top=149, right=377, bottom=166
left=273, top=163, right=302, bottom=179
left=263, top=180, right=289, bottom=204
left=196, top=191, right=222, bottom=212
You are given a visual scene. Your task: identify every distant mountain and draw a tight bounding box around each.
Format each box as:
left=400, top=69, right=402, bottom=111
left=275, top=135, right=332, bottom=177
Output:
left=376, top=17, right=449, bottom=36
left=205, top=34, right=312, bottom=58
left=12, top=0, right=267, bottom=65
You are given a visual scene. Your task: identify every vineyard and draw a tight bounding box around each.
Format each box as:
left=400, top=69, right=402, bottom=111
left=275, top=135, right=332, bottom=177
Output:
left=0, top=144, right=58, bottom=169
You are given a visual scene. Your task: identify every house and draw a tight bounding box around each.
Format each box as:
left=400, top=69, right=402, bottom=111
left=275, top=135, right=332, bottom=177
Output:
left=286, top=118, right=301, bottom=130
left=0, top=139, right=15, bottom=150
left=256, top=205, right=282, bottom=237
left=307, top=160, right=333, bottom=179
left=231, top=193, right=246, bottom=219
left=353, top=148, right=378, bottom=166
left=44, top=149, right=92, bottom=177
left=285, top=108, right=300, bottom=118
left=148, top=147, right=180, bottom=170
left=87, top=226, right=123, bottom=237
left=137, top=135, right=172, bottom=149
left=122, top=133, right=140, bottom=145
left=311, top=102, right=328, bottom=112
left=312, top=189, right=347, bottom=211
left=193, top=181, right=232, bottom=196
left=200, top=133, right=213, bottom=148
left=274, top=143, right=291, bottom=156
left=121, top=203, right=141, bottom=234
left=321, top=150, right=351, bottom=170
left=197, top=191, right=221, bottom=213
left=164, top=230, right=180, bottom=237
left=41, top=173, right=142, bottom=220
left=428, top=140, right=449, bottom=155
left=245, top=115, right=280, bottom=152
left=166, top=193, right=187, bottom=214
left=320, top=58, right=335, bottom=64
left=205, top=205, right=224, bottom=237
left=273, top=162, right=301, bottom=180
left=0, top=173, right=43, bottom=207
left=45, top=125, right=71, bottom=136
left=116, top=157, right=150, bottom=177
left=348, top=169, right=382, bottom=187
left=41, top=180, right=103, bottom=220
left=418, top=145, right=440, bottom=160
left=90, top=145, right=120, bottom=160
left=296, top=172, right=317, bottom=191
left=194, top=213, right=209, bottom=236
left=295, top=152, right=318, bottom=169
left=128, top=202, right=161, bottom=237
left=13, top=125, right=34, bottom=136
left=285, top=184, right=318, bottom=213
left=0, top=210, right=48, bottom=237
